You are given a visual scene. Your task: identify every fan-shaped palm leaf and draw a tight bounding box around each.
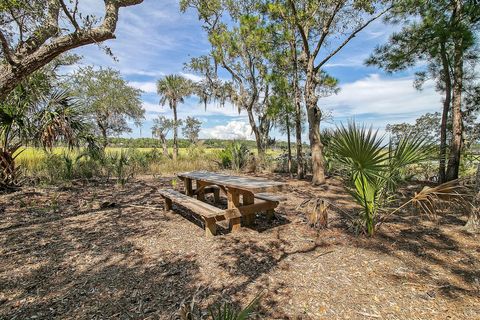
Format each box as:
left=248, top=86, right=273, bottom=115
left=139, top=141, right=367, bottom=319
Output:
left=330, top=122, right=388, bottom=183
left=34, top=89, right=86, bottom=150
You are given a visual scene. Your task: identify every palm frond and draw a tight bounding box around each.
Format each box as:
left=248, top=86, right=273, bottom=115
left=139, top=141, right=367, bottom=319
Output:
left=330, top=122, right=388, bottom=183
left=384, top=180, right=472, bottom=222
left=410, top=180, right=472, bottom=217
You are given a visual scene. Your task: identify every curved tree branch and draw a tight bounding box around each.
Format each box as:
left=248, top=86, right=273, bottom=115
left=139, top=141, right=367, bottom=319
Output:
left=0, top=0, right=144, bottom=100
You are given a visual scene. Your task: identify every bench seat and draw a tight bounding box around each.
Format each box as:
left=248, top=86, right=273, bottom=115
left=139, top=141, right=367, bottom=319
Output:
left=159, top=189, right=239, bottom=237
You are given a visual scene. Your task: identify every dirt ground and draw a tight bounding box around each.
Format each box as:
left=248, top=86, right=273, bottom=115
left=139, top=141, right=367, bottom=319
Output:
left=1, top=173, right=479, bottom=319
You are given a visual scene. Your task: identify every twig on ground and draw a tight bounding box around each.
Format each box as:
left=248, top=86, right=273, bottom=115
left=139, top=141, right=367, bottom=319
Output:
left=356, top=311, right=381, bottom=318
left=315, top=250, right=334, bottom=258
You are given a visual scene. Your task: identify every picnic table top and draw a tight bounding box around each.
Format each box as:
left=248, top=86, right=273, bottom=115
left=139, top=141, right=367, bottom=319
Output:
left=177, top=171, right=286, bottom=193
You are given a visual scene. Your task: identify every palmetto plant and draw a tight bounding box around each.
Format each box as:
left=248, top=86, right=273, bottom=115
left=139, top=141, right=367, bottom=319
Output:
left=0, top=104, right=30, bottom=188
left=179, top=292, right=262, bottom=320
left=209, top=294, right=261, bottom=320
left=0, top=88, right=86, bottom=189
left=34, top=90, right=86, bottom=150
left=228, top=141, right=250, bottom=171
left=330, top=122, right=434, bottom=236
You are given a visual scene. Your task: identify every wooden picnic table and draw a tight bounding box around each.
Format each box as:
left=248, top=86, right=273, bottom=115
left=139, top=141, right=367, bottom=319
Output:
left=177, top=171, right=286, bottom=231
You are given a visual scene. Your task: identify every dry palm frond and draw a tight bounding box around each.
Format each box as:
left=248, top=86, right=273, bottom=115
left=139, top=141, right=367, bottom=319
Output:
left=410, top=180, right=471, bottom=217
left=383, top=180, right=472, bottom=223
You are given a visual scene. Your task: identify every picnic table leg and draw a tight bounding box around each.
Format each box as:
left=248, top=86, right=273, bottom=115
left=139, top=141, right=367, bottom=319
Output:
left=197, top=180, right=206, bottom=201
left=164, top=197, right=172, bottom=212
left=266, top=208, right=275, bottom=221
left=184, top=178, right=193, bottom=196
left=204, top=217, right=217, bottom=237
left=227, top=188, right=241, bottom=232
left=242, top=192, right=255, bottom=226
left=213, top=187, right=220, bottom=203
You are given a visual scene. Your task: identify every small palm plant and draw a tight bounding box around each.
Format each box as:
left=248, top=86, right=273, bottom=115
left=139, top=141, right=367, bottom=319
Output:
left=228, top=141, right=250, bottom=171
left=179, top=293, right=262, bottom=320
left=330, top=122, right=434, bottom=236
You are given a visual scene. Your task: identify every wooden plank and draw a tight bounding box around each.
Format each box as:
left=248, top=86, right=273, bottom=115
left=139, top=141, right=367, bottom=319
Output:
left=178, top=171, right=285, bottom=193
left=159, top=189, right=223, bottom=218
left=164, top=198, right=172, bottom=211
left=197, top=180, right=206, bottom=201
left=236, top=200, right=278, bottom=216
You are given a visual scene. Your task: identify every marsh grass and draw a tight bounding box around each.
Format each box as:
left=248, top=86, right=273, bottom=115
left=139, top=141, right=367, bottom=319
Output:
left=15, top=146, right=223, bottom=185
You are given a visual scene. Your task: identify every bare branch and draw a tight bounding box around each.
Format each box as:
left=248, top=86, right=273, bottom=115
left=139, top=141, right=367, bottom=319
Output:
left=0, top=30, right=17, bottom=65
left=16, top=0, right=61, bottom=57
left=315, top=6, right=392, bottom=71
left=312, top=0, right=345, bottom=59
left=59, top=0, right=80, bottom=30
left=288, top=0, right=310, bottom=57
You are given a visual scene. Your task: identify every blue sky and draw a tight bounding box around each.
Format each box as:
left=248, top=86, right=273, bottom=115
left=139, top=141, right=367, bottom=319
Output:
left=70, top=0, right=442, bottom=141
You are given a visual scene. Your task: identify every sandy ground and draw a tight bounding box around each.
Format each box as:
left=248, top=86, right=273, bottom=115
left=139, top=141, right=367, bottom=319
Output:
left=0, top=173, right=479, bottom=319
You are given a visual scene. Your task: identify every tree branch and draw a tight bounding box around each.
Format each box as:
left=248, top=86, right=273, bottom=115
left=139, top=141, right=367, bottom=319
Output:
left=59, top=0, right=80, bottom=31
left=288, top=0, right=310, bottom=57
left=0, top=30, right=17, bottom=65
left=312, top=0, right=345, bottom=59
left=16, top=0, right=61, bottom=57
left=0, top=0, right=144, bottom=100
left=315, top=5, right=392, bottom=71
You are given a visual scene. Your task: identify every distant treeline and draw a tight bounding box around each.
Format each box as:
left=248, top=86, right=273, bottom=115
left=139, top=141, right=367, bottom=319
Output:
left=108, top=137, right=295, bottom=149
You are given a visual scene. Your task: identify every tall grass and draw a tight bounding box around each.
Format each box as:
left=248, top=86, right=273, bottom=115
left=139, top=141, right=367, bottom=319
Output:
left=16, top=146, right=222, bottom=185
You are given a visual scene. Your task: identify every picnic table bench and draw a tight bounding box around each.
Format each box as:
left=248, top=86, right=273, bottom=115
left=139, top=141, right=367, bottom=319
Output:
left=159, top=171, right=286, bottom=237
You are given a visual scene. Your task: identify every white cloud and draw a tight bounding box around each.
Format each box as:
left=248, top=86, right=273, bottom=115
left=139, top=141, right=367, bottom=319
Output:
left=142, top=102, right=164, bottom=113
left=130, top=81, right=157, bottom=93
left=180, top=72, right=204, bottom=82
left=323, top=74, right=442, bottom=118
left=200, top=121, right=255, bottom=140
left=324, top=55, right=369, bottom=68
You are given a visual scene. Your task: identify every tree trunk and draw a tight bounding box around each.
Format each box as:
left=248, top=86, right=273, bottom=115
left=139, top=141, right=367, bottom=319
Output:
left=466, top=163, right=480, bottom=233
left=161, top=136, right=169, bottom=157
left=245, top=106, right=266, bottom=161
left=446, top=1, right=464, bottom=181
left=438, top=41, right=451, bottom=183
left=173, top=105, right=179, bottom=161
left=291, top=39, right=304, bottom=179
left=286, top=114, right=292, bottom=177
left=305, top=66, right=326, bottom=185
left=99, top=123, right=108, bottom=149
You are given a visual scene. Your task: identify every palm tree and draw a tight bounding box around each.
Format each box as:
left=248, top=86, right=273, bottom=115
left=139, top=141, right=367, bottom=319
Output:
left=156, top=75, right=193, bottom=160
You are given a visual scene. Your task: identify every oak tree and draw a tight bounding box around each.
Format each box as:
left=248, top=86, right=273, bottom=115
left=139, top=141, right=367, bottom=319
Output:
left=0, top=0, right=143, bottom=99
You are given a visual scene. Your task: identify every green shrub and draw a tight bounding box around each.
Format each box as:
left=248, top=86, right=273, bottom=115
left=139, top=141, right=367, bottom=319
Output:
left=41, top=154, right=67, bottom=183
left=217, top=149, right=232, bottom=169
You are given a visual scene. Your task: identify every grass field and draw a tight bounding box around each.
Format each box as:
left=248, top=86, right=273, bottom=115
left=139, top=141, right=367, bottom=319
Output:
left=14, top=146, right=282, bottom=181
left=16, top=146, right=280, bottom=162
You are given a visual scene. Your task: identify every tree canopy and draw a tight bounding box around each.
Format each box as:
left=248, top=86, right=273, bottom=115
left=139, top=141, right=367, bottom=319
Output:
left=69, top=66, right=144, bottom=148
